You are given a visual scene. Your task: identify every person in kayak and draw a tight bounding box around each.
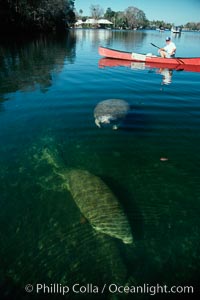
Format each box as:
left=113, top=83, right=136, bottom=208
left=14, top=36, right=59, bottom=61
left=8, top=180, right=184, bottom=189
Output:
left=159, top=37, right=176, bottom=58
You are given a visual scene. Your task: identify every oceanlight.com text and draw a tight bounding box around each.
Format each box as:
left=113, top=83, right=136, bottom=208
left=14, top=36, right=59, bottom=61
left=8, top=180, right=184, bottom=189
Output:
left=25, top=283, right=194, bottom=296
left=108, top=283, right=194, bottom=295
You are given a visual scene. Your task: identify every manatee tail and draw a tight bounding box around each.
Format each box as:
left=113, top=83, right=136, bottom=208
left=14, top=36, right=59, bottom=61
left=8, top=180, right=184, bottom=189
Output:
left=38, top=135, right=68, bottom=178
left=41, top=147, right=61, bottom=170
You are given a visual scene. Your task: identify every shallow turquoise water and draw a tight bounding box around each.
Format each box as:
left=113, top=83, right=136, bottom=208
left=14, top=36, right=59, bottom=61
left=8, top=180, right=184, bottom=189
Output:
left=0, top=30, right=200, bottom=299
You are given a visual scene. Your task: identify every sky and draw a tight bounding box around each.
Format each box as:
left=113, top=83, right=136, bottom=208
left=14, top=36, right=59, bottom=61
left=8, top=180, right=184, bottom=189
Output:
left=74, top=0, right=200, bottom=24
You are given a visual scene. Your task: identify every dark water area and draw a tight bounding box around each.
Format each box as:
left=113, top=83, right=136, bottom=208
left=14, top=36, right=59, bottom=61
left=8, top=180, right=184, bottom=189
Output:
left=0, top=30, right=200, bottom=299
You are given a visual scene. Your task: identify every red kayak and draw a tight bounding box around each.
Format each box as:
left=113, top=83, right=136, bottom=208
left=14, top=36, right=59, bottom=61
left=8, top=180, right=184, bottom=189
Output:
left=99, top=58, right=200, bottom=73
left=99, top=46, right=200, bottom=67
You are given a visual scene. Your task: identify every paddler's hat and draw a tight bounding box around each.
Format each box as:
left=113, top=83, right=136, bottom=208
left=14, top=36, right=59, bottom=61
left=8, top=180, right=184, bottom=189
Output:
left=166, top=37, right=171, bottom=41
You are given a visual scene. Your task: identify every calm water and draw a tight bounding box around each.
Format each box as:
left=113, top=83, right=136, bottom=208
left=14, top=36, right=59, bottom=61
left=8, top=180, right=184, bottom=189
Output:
left=0, top=30, right=200, bottom=299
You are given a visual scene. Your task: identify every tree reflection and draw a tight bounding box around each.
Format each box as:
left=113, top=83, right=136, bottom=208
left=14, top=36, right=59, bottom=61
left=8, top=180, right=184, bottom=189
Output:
left=0, top=32, right=77, bottom=100
left=73, top=28, right=146, bottom=50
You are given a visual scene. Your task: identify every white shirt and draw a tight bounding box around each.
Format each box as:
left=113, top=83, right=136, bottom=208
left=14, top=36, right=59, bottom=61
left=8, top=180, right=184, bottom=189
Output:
left=164, top=41, right=176, bottom=56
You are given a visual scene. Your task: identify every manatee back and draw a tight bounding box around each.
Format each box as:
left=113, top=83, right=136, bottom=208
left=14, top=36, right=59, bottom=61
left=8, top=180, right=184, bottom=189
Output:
left=94, top=99, right=130, bottom=120
left=67, top=169, right=133, bottom=244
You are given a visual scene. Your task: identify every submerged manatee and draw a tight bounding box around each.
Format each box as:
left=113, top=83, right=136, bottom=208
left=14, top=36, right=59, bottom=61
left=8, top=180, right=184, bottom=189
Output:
left=65, top=169, right=133, bottom=244
left=94, top=99, right=130, bottom=129
left=42, top=148, right=133, bottom=244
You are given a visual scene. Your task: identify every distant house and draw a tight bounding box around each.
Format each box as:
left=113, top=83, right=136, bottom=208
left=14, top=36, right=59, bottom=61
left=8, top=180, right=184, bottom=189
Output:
left=75, top=20, right=84, bottom=28
left=85, top=18, right=98, bottom=25
left=97, top=19, right=113, bottom=28
left=75, top=18, right=113, bottom=28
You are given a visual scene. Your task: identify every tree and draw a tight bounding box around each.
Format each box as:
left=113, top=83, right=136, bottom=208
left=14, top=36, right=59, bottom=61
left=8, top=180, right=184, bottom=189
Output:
left=90, top=4, right=104, bottom=19
left=124, top=6, right=148, bottom=29
left=78, top=9, right=83, bottom=19
left=104, top=7, right=115, bottom=21
left=111, top=11, right=126, bottom=29
left=185, top=22, right=200, bottom=30
left=0, top=0, right=75, bottom=32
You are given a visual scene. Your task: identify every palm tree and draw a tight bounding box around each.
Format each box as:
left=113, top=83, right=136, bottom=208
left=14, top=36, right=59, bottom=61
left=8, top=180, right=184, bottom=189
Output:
left=79, top=9, right=83, bottom=19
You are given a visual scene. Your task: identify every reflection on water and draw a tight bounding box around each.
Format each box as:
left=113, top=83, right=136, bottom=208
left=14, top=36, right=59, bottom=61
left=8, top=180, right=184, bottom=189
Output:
left=0, top=32, right=76, bottom=99
left=108, top=30, right=147, bottom=50
left=131, top=63, right=174, bottom=85
left=157, top=68, right=173, bottom=85
left=75, top=29, right=113, bottom=48
left=99, top=57, right=200, bottom=86
left=0, top=29, right=200, bottom=299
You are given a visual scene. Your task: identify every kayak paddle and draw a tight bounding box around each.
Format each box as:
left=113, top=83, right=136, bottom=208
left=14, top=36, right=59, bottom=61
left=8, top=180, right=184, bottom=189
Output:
left=151, top=43, right=161, bottom=49
left=151, top=43, right=166, bottom=52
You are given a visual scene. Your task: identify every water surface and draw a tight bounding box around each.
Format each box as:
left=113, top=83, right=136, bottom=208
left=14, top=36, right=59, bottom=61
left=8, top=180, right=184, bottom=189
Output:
left=0, top=30, right=200, bottom=299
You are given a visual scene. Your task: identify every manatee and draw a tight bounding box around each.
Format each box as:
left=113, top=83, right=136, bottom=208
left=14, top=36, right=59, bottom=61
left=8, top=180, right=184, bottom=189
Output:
left=41, top=148, right=133, bottom=244
left=65, top=169, right=133, bottom=244
left=94, top=99, right=130, bottom=129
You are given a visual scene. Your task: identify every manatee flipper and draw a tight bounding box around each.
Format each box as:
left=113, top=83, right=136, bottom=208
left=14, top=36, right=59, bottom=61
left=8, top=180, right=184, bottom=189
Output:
left=95, top=118, right=101, bottom=128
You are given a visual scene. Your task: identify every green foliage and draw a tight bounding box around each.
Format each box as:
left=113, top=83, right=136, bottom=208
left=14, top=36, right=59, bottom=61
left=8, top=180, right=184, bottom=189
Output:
left=185, top=22, right=200, bottom=31
left=149, top=20, right=171, bottom=29
left=104, top=7, right=115, bottom=21
left=102, top=5, right=148, bottom=29
left=0, top=0, right=75, bottom=33
left=124, top=6, right=148, bottom=29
